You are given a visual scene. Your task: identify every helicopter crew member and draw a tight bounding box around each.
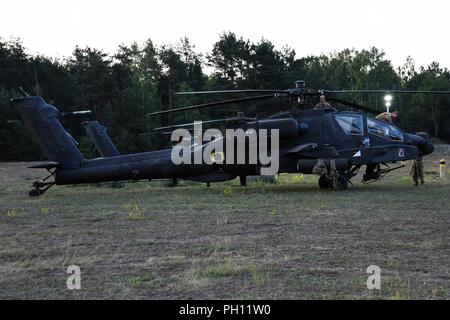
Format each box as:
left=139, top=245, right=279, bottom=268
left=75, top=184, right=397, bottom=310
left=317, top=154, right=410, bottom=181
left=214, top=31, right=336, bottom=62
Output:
left=295, top=80, right=306, bottom=103
left=314, top=95, right=333, bottom=110
left=410, top=157, right=425, bottom=186
left=376, top=111, right=398, bottom=122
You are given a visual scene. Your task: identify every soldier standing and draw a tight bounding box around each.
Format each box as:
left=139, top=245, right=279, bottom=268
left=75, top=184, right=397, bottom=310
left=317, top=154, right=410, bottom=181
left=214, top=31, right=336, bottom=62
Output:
left=410, top=157, right=425, bottom=186
left=295, top=80, right=306, bottom=103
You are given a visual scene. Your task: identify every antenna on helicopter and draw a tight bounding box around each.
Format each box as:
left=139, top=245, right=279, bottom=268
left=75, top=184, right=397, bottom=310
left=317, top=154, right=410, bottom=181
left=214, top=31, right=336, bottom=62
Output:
left=18, top=87, right=30, bottom=97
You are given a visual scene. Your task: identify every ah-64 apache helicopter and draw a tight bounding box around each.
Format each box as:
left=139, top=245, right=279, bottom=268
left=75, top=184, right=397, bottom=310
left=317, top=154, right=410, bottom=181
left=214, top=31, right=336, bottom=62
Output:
left=12, top=80, right=448, bottom=196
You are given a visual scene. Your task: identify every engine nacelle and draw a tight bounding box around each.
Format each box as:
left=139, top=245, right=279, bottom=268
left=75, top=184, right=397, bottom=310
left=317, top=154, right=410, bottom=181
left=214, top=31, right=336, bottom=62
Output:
left=242, top=118, right=300, bottom=139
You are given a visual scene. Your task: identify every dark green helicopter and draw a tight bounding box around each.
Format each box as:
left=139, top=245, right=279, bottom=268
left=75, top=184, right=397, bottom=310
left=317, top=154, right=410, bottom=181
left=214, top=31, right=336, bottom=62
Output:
left=12, top=80, right=447, bottom=196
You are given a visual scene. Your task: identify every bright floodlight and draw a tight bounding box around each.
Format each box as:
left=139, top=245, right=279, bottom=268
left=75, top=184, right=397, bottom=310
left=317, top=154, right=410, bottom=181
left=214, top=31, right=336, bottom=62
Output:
left=384, top=94, right=393, bottom=102
left=385, top=101, right=391, bottom=108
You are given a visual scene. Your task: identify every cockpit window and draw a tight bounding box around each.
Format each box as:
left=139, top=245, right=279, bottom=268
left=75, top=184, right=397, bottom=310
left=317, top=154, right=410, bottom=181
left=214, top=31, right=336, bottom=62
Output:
left=334, top=114, right=364, bottom=135
left=367, top=118, right=404, bottom=141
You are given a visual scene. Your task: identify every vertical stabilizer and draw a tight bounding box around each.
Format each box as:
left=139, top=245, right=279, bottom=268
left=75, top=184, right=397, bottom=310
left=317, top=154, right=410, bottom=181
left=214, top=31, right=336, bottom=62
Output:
left=13, top=96, right=84, bottom=168
left=83, top=121, right=120, bottom=157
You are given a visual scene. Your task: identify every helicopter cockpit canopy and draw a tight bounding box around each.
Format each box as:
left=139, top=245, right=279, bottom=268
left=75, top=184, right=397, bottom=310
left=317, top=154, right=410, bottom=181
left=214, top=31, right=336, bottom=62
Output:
left=367, top=118, right=404, bottom=141
left=334, top=114, right=364, bottom=135
left=334, top=114, right=404, bottom=142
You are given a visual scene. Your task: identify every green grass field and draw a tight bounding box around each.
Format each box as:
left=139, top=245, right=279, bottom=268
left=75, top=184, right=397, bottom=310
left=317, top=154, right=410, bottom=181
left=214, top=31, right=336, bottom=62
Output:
left=1, top=153, right=449, bottom=299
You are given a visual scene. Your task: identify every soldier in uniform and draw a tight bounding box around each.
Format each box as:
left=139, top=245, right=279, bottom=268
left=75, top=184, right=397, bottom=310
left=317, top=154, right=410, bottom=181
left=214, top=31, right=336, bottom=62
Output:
left=376, top=111, right=398, bottom=122
left=410, top=157, right=425, bottom=186
left=312, top=158, right=338, bottom=191
left=314, top=95, right=333, bottom=110
left=295, top=80, right=306, bottom=103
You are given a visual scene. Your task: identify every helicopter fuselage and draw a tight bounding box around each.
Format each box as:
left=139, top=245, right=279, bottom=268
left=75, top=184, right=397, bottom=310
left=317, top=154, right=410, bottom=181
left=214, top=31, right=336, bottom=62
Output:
left=13, top=97, right=434, bottom=195
left=54, top=108, right=432, bottom=185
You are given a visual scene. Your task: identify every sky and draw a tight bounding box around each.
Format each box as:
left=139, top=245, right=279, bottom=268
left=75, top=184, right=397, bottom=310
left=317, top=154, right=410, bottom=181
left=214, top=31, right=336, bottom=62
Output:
left=1, top=0, right=450, bottom=71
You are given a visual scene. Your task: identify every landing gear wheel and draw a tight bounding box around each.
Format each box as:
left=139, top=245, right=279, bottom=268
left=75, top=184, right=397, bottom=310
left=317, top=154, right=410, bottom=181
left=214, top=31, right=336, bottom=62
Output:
left=29, top=189, right=41, bottom=197
left=335, top=175, right=348, bottom=191
left=318, top=175, right=348, bottom=191
left=318, top=175, right=331, bottom=189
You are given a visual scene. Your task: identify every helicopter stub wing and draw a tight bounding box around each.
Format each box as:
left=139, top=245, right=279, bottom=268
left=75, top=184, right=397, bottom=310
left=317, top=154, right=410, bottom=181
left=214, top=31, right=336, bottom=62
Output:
left=285, top=143, right=340, bottom=158
left=349, top=145, right=419, bottom=165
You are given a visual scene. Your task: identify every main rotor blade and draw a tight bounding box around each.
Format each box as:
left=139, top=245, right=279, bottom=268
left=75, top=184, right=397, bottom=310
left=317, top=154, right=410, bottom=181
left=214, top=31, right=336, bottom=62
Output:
left=153, top=115, right=258, bottom=132
left=148, top=94, right=277, bottom=116
left=326, top=97, right=380, bottom=115
left=60, top=110, right=92, bottom=117
left=326, top=89, right=450, bottom=95
left=175, top=89, right=287, bottom=95
left=152, top=118, right=230, bottom=131
left=59, top=110, right=93, bottom=121
left=176, top=89, right=450, bottom=96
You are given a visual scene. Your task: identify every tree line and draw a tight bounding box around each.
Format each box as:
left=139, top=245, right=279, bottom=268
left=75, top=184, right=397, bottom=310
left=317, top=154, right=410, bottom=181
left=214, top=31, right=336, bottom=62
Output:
left=1, top=32, right=449, bottom=161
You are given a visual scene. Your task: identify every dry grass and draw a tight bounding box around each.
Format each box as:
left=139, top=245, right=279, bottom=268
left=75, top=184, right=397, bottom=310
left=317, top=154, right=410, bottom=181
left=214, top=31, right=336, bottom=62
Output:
left=0, top=152, right=449, bottom=299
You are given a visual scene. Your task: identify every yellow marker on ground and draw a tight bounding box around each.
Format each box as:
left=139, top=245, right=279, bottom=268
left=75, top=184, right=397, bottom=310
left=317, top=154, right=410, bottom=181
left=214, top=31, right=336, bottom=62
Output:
left=440, top=159, right=446, bottom=178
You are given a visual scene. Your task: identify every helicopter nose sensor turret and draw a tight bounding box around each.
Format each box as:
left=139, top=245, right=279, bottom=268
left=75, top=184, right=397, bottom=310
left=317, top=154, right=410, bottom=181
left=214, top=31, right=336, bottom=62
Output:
left=404, top=132, right=434, bottom=156
left=421, top=141, right=435, bottom=156
left=416, top=132, right=434, bottom=156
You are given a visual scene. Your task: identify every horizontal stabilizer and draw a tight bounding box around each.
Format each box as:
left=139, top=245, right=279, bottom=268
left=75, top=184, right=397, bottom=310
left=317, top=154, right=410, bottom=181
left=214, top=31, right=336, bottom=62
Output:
left=28, top=161, right=60, bottom=169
